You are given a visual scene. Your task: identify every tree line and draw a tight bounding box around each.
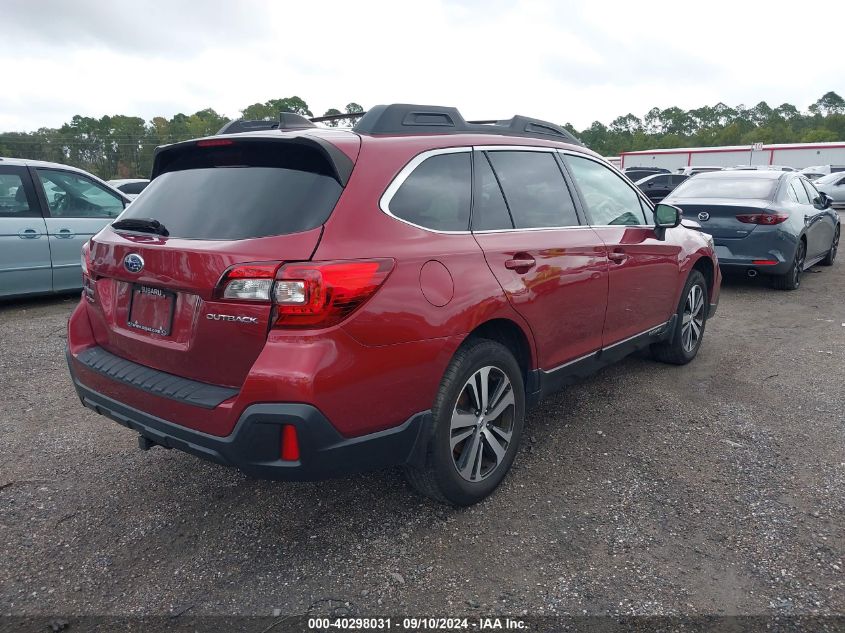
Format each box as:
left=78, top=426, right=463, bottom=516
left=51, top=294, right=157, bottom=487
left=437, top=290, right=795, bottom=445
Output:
left=1, top=92, right=843, bottom=179
left=0, top=98, right=364, bottom=180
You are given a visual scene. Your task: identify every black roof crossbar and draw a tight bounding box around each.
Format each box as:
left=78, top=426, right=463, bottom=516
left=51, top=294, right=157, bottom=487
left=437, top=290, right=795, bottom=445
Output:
left=352, top=104, right=583, bottom=145
left=216, top=104, right=583, bottom=145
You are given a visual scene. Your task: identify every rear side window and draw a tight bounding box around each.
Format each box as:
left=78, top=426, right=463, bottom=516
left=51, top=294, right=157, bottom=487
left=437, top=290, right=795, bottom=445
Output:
left=472, top=152, right=513, bottom=231
left=0, top=170, right=39, bottom=218
left=790, top=180, right=810, bottom=204
left=801, top=179, right=820, bottom=203
left=37, top=169, right=124, bottom=219
left=486, top=151, right=579, bottom=228
left=387, top=152, right=471, bottom=231
left=123, top=142, right=343, bottom=240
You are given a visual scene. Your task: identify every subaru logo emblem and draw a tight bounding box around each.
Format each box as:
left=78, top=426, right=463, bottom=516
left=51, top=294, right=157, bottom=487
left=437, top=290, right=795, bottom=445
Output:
left=698, top=212, right=710, bottom=222
left=123, top=254, right=144, bottom=274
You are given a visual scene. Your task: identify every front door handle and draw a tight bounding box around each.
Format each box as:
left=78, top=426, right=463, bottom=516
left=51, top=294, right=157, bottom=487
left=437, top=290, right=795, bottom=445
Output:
left=18, top=228, right=41, bottom=239
left=56, top=228, right=76, bottom=239
left=608, top=249, right=628, bottom=264
left=504, top=255, right=536, bottom=272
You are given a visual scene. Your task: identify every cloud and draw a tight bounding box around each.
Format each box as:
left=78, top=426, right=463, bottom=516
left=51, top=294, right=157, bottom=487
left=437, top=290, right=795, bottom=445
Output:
left=0, top=0, right=843, bottom=132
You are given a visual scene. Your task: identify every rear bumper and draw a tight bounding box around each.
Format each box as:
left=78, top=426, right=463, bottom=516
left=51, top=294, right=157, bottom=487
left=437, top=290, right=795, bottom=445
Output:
left=712, top=228, right=797, bottom=276
left=68, top=352, right=432, bottom=481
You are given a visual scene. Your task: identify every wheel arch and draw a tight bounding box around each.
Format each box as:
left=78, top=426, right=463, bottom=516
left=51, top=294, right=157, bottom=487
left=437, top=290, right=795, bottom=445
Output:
left=691, top=255, right=714, bottom=298
left=464, top=318, right=536, bottom=394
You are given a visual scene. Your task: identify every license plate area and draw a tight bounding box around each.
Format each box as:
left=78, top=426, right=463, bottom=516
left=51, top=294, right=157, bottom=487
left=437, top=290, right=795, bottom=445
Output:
left=127, top=284, right=176, bottom=336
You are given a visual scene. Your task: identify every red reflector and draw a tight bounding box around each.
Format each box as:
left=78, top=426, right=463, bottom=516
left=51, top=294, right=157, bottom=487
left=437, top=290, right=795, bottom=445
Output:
left=196, top=138, right=234, bottom=147
left=752, top=259, right=778, bottom=265
left=736, top=213, right=789, bottom=225
left=281, top=424, right=300, bottom=461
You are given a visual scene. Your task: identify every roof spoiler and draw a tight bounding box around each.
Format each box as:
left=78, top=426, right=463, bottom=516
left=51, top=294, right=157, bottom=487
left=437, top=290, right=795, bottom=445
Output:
left=151, top=135, right=355, bottom=186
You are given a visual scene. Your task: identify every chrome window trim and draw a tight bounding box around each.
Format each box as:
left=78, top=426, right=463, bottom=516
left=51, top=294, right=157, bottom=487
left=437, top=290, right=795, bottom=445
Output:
left=379, top=147, right=473, bottom=235
left=379, top=144, right=593, bottom=235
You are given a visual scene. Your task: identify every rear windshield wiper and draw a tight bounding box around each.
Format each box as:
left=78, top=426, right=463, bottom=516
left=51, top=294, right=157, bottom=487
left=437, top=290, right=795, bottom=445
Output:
left=111, top=217, right=169, bottom=236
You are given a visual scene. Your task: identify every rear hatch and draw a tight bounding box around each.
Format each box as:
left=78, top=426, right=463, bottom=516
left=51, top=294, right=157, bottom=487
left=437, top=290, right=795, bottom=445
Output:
left=668, top=197, right=772, bottom=240
left=665, top=176, right=780, bottom=241
left=84, top=134, right=358, bottom=388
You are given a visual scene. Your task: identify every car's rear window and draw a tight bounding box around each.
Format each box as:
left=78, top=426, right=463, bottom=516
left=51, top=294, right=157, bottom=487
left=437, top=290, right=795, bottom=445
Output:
left=670, top=177, right=777, bottom=200
left=120, top=143, right=343, bottom=240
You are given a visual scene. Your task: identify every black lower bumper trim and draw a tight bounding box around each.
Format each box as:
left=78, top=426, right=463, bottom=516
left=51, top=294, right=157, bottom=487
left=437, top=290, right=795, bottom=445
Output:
left=76, top=346, right=238, bottom=409
left=69, top=362, right=432, bottom=481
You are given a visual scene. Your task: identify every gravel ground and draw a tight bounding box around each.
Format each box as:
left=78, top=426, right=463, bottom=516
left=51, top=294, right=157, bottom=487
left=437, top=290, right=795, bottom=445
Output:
left=1, top=240, right=843, bottom=621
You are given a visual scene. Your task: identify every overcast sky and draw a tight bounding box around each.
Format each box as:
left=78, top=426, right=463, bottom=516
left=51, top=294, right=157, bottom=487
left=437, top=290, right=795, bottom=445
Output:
left=2, top=0, right=844, bottom=132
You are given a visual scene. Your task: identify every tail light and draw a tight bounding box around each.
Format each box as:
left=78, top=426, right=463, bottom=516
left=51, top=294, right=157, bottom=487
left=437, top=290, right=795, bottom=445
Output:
left=272, top=259, right=394, bottom=329
left=81, top=241, right=95, bottom=302
left=736, top=213, right=789, bottom=225
left=216, top=263, right=280, bottom=301
left=214, top=259, right=394, bottom=329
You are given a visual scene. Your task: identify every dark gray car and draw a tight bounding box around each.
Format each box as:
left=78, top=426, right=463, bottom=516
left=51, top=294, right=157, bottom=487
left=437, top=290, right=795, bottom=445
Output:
left=664, top=170, right=840, bottom=290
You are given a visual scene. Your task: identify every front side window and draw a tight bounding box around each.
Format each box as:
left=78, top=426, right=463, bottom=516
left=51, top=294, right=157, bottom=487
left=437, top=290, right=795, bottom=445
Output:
left=37, top=169, right=124, bottom=218
left=565, top=154, right=647, bottom=226
left=388, top=151, right=471, bottom=231
left=0, top=170, right=39, bottom=218
left=486, top=151, right=579, bottom=228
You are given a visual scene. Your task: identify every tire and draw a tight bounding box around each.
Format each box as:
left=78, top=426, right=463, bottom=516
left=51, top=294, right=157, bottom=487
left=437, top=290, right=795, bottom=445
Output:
left=771, top=239, right=806, bottom=291
left=821, top=226, right=839, bottom=266
left=403, top=338, right=525, bottom=506
left=651, top=270, right=708, bottom=365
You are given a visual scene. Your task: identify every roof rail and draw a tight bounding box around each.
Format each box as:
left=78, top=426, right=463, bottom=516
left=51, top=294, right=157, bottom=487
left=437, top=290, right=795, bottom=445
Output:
left=352, top=104, right=582, bottom=145
left=310, top=111, right=367, bottom=124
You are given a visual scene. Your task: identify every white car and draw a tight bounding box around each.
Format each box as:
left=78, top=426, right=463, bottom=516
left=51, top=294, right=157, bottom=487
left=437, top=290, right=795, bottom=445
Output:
left=107, top=178, right=149, bottom=200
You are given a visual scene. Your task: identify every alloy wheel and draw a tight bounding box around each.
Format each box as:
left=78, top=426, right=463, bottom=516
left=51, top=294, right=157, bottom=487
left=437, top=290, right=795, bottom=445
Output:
left=831, top=229, right=839, bottom=262
left=793, top=241, right=806, bottom=287
left=450, top=366, right=515, bottom=483
left=681, top=284, right=705, bottom=353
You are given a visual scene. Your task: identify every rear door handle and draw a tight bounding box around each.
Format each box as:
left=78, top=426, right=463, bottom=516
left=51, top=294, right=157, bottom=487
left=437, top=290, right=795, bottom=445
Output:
left=18, top=228, right=41, bottom=239
left=56, top=228, right=76, bottom=239
left=504, top=255, right=536, bottom=271
left=608, top=249, right=628, bottom=264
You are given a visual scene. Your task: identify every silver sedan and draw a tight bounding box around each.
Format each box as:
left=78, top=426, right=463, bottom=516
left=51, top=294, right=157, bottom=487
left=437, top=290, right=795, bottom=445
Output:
left=815, top=172, right=845, bottom=210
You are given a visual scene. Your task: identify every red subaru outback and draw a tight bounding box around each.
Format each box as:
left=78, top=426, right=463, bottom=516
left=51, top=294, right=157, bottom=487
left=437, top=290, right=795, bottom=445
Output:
left=66, top=104, right=720, bottom=505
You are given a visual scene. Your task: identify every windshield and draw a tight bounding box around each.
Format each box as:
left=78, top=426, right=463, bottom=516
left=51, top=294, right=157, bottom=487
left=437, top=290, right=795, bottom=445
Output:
left=669, top=177, right=778, bottom=200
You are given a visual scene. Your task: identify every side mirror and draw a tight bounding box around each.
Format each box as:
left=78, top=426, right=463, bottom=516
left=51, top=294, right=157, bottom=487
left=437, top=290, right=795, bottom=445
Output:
left=654, top=203, right=682, bottom=240
left=817, top=192, right=832, bottom=209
